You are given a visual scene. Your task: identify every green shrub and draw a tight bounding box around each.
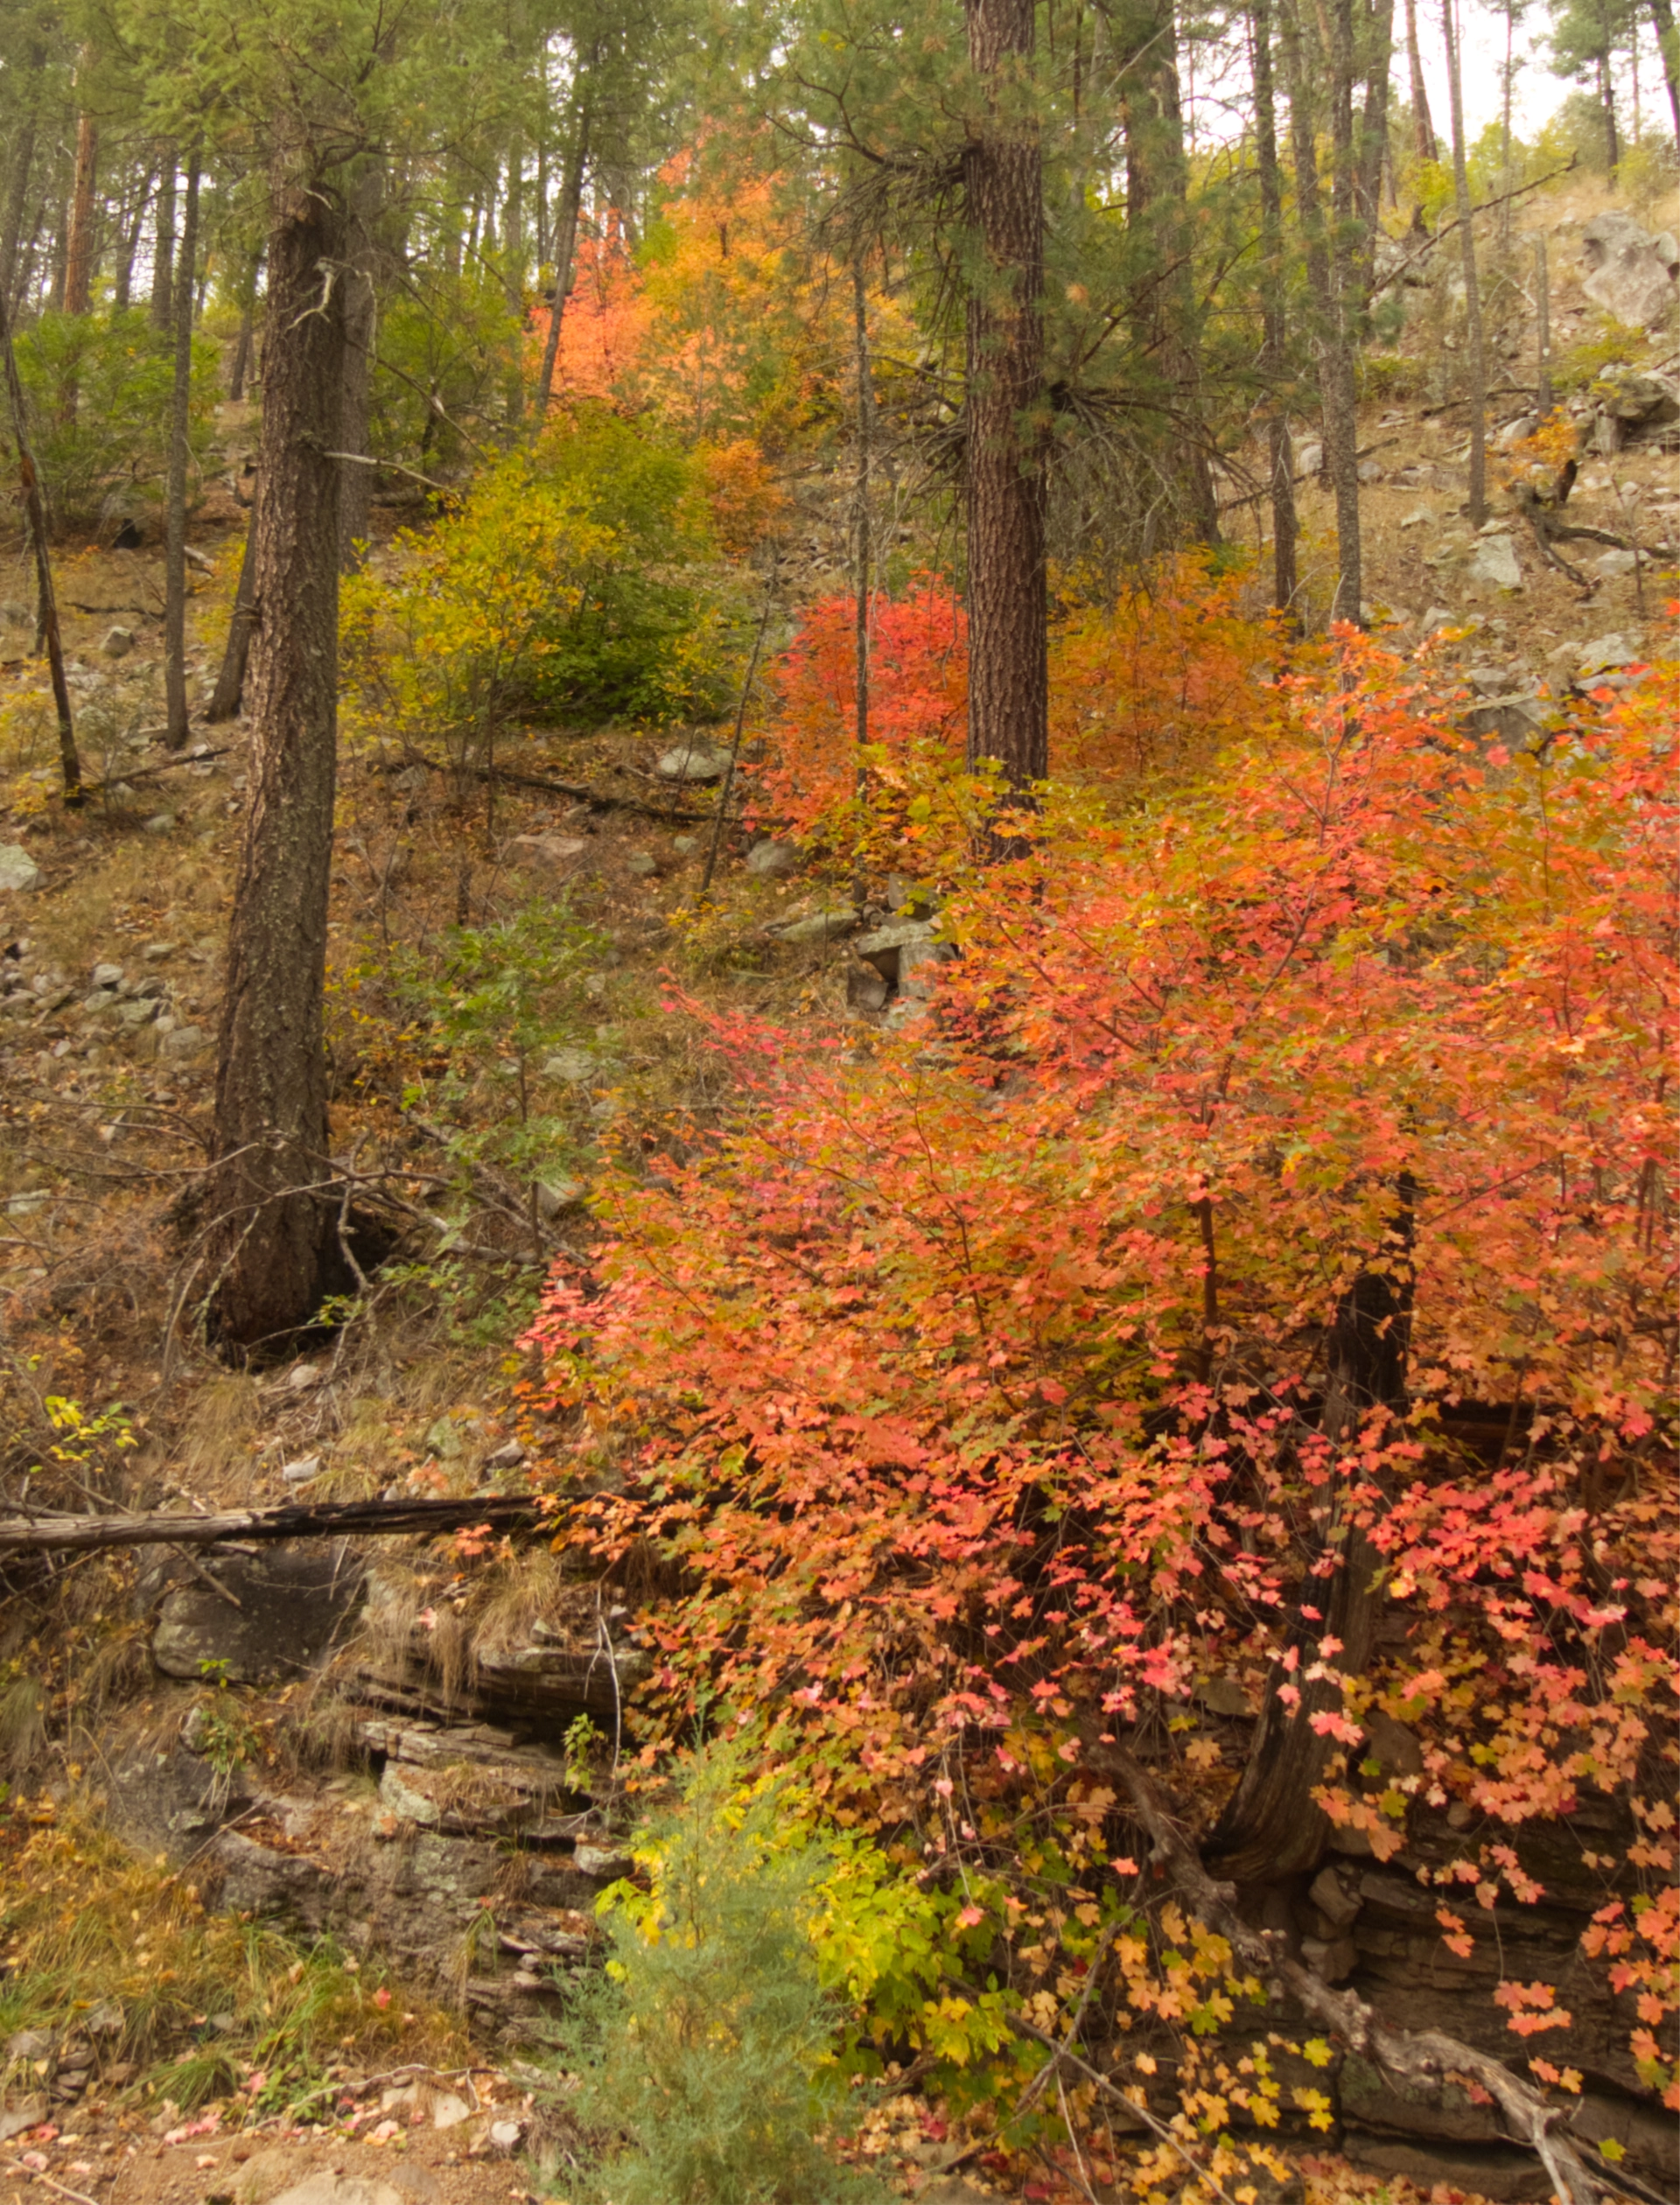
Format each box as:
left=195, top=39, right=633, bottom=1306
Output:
left=13, top=308, right=219, bottom=524
left=546, top=1752, right=888, bottom=2205
left=522, top=410, right=734, bottom=724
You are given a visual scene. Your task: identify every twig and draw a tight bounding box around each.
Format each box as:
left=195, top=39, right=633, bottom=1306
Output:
left=2, top=2168, right=107, bottom=2205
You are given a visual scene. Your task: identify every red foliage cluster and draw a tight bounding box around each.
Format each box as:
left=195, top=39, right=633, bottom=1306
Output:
left=526, top=617, right=1678, bottom=2100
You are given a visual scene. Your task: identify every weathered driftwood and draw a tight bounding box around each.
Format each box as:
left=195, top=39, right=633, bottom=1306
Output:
left=1092, top=1742, right=1656, bottom=2205
left=0, top=1492, right=544, bottom=1555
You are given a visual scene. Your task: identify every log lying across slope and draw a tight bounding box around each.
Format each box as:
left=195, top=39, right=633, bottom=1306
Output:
left=0, top=1493, right=547, bottom=1554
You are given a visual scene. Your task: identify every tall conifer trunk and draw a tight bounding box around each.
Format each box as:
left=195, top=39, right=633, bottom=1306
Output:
left=962, top=0, right=1048, bottom=799
left=1251, top=0, right=1298, bottom=619
left=206, top=175, right=346, bottom=1353
left=164, top=152, right=200, bottom=750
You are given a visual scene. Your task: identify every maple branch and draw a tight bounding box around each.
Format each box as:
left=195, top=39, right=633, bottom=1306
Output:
left=1096, top=1742, right=1624, bottom=2205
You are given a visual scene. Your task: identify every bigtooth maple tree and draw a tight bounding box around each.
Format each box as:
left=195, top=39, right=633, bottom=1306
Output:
left=527, top=611, right=1677, bottom=2144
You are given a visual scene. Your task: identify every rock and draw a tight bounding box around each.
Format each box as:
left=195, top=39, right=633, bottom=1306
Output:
left=268, top=2177, right=408, bottom=2205
left=116, top=998, right=158, bottom=1027
left=0, top=846, right=41, bottom=893
left=484, top=1438, right=528, bottom=1468
left=1593, top=547, right=1639, bottom=578
left=4, top=2029, right=52, bottom=2063
left=1494, top=412, right=1539, bottom=451
left=1591, top=368, right=1680, bottom=448
left=0, top=2098, right=46, bottom=2144
left=774, top=906, right=857, bottom=946
left=503, top=834, right=587, bottom=872
left=1308, top=1864, right=1362, bottom=1930
left=1420, top=605, right=1456, bottom=633
left=654, top=741, right=730, bottom=781
left=142, top=941, right=178, bottom=961
left=670, top=835, right=699, bottom=855
left=83, top=1999, right=122, bottom=2038
left=540, top=1047, right=598, bottom=1083
left=534, top=1178, right=584, bottom=1220
left=847, top=964, right=890, bottom=1012
left=1466, top=534, right=1522, bottom=591
left=7, top=1190, right=49, bottom=1216
left=152, top=1546, right=365, bottom=1684
left=1194, top=1674, right=1254, bottom=1718
left=1342, top=2137, right=1551, bottom=2202
left=1579, top=211, right=1680, bottom=329
left=280, top=1455, right=324, bottom=1485
left=1355, top=458, right=1385, bottom=483
left=1398, top=506, right=1432, bottom=528
left=144, top=811, right=175, bottom=835
left=1297, top=440, right=1323, bottom=476
left=1577, top=631, right=1640, bottom=676
left=487, top=2119, right=524, bottom=2152
left=745, top=838, right=799, bottom=877
left=101, top=626, right=135, bottom=659
left=1301, top=1933, right=1358, bottom=1982
left=1465, top=693, right=1547, bottom=746
left=161, top=1024, right=206, bottom=1056
left=1362, top=1709, right=1424, bottom=1777
left=625, top=850, right=659, bottom=878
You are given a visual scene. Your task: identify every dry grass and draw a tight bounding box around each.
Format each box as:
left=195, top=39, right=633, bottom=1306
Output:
left=0, top=1799, right=466, bottom=2112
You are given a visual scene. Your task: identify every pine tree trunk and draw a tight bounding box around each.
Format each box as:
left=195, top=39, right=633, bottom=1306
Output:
left=1444, top=0, right=1488, bottom=527
left=206, top=176, right=346, bottom=1354
left=1599, top=53, right=1620, bottom=173
left=206, top=503, right=258, bottom=724
left=0, top=44, right=43, bottom=312
left=1354, top=0, right=1395, bottom=283
left=1652, top=0, right=1680, bottom=150
left=534, top=77, right=594, bottom=424
left=1325, top=0, right=1364, bottom=623
left=1115, top=0, right=1222, bottom=544
left=1403, top=0, right=1437, bottom=162
left=1, top=278, right=80, bottom=802
left=339, top=168, right=382, bottom=574
left=114, top=166, right=152, bottom=311
left=164, top=153, right=200, bottom=752
left=63, top=108, right=99, bottom=315
left=962, top=0, right=1048, bottom=800
left=150, top=160, right=176, bottom=332
left=1252, top=0, right=1298, bottom=620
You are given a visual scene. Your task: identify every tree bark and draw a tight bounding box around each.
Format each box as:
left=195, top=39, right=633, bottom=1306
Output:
left=1325, top=0, right=1365, bottom=624
left=533, top=74, right=594, bottom=424
left=0, top=49, right=43, bottom=312
left=1403, top=0, right=1437, bottom=162
left=1443, top=0, right=1488, bottom=527
left=164, top=152, right=201, bottom=751
left=1599, top=52, right=1620, bottom=173
left=962, top=0, right=1048, bottom=800
left=206, top=175, right=346, bottom=1354
left=1206, top=1258, right=1411, bottom=1883
left=1251, top=0, right=1298, bottom=620
left=1113, top=0, right=1222, bottom=545
left=1354, top=0, right=1396, bottom=272
left=339, top=166, right=382, bottom=574
left=1652, top=0, right=1680, bottom=151
left=63, top=105, right=99, bottom=315
left=1281, top=0, right=1361, bottom=626
left=205, top=502, right=258, bottom=724
left=149, top=159, right=177, bottom=332
left=0, top=280, right=80, bottom=802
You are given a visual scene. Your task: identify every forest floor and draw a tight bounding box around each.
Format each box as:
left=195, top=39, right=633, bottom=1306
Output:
left=0, top=172, right=1676, bottom=2205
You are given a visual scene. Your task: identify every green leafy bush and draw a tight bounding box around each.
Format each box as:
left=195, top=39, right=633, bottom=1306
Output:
left=14, top=309, right=219, bottom=523
left=548, top=1752, right=889, bottom=2205
left=522, top=410, right=734, bottom=724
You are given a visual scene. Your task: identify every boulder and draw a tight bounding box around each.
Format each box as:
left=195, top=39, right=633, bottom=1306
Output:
left=1579, top=211, right=1680, bottom=329
left=152, top=1545, right=365, bottom=1684
left=502, top=833, right=586, bottom=873
left=101, top=626, right=134, bottom=659
left=654, top=741, right=730, bottom=781
left=0, top=846, right=41, bottom=893
left=1466, top=534, right=1522, bottom=592
left=745, top=838, right=799, bottom=877
left=625, top=850, right=659, bottom=878
left=774, top=906, right=857, bottom=946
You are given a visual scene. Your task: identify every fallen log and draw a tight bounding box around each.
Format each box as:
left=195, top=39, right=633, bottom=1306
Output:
left=395, top=750, right=717, bottom=826
left=0, top=1492, right=548, bottom=1556
left=1095, top=1742, right=1655, bottom=2205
